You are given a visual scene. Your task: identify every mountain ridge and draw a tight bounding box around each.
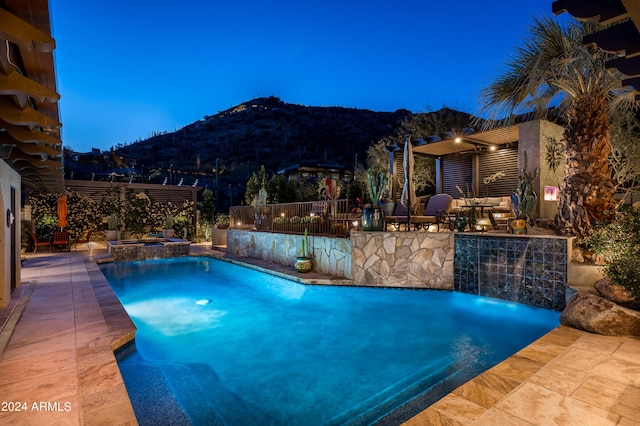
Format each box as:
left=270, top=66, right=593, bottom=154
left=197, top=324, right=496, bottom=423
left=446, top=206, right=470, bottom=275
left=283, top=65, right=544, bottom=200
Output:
left=115, top=96, right=472, bottom=182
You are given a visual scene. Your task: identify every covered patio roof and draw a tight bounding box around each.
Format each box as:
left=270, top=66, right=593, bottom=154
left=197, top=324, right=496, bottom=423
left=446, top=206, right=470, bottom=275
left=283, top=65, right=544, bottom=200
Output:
left=410, top=125, right=520, bottom=158
left=0, top=0, right=64, bottom=192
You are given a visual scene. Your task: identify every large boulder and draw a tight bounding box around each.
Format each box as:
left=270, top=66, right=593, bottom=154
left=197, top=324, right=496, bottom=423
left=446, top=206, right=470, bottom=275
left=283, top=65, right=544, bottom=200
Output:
left=560, top=292, right=640, bottom=336
left=594, top=276, right=640, bottom=309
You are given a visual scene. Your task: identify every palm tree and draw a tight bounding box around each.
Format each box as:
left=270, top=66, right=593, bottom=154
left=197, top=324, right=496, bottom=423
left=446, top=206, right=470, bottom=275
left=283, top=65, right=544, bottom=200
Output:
left=477, top=17, right=637, bottom=239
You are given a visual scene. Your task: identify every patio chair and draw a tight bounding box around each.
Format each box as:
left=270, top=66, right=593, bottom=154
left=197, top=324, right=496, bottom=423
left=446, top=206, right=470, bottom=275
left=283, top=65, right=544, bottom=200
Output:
left=52, top=231, right=70, bottom=252
left=384, top=203, right=409, bottom=231
left=74, top=229, right=93, bottom=249
left=28, top=230, right=50, bottom=253
left=410, top=194, right=453, bottom=231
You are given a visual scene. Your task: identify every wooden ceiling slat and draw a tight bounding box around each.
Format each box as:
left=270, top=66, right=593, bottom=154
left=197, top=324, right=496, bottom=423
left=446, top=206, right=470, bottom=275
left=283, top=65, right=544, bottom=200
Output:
left=0, top=97, right=60, bottom=128
left=0, top=2, right=64, bottom=192
left=0, top=119, right=60, bottom=146
left=583, top=20, right=640, bottom=57
left=2, top=141, right=60, bottom=158
left=606, top=55, right=640, bottom=75
left=0, top=7, right=55, bottom=53
left=552, top=0, right=628, bottom=25
left=0, top=71, right=59, bottom=102
left=554, top=0, right=640, bottom=92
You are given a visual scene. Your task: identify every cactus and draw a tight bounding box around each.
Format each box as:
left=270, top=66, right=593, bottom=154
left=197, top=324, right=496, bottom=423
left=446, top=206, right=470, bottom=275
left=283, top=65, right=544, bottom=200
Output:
left=515, top=151, right=539, bottom=221
left=107, top=213, right=120, bottom=230
left=164, top=215, right=174, bottom=229
left=301, top=228, right=310, bottom=258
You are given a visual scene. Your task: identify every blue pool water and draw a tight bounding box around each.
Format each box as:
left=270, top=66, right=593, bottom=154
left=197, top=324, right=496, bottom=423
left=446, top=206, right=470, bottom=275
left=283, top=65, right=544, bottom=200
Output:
left=101, top=257, right=559, bottom=425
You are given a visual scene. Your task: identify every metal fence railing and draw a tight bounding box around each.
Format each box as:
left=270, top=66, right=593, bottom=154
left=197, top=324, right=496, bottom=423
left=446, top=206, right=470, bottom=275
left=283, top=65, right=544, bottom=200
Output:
left=229, top=199, right=359, bottom=237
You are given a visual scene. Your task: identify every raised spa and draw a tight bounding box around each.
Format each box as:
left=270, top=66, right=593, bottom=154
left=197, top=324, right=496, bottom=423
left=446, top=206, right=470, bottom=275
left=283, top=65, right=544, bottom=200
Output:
left=107, top=238, right=191, bottom=262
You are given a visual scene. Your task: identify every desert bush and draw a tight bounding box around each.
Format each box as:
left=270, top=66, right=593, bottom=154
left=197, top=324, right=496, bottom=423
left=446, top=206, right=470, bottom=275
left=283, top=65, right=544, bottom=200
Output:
left=584, top=205, right=640, bottom=299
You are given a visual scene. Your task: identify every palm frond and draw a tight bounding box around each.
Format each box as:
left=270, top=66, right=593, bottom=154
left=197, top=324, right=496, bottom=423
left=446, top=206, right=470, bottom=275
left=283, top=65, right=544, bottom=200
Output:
left=475, top=15, right=637, bottom=130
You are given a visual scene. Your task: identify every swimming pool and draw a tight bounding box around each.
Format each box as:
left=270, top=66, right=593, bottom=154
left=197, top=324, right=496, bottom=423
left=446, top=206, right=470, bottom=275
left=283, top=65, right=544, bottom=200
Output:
left=101, top=257, right=559, bottom=425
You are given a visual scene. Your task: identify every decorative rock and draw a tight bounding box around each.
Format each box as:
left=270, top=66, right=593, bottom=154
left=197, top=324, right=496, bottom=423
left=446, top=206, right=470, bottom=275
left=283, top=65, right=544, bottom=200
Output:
left=594, top=276, right=640, bottom=309
left=572, top=248, right=584, bottom=263
left=560, top=292, right=640, bottom=336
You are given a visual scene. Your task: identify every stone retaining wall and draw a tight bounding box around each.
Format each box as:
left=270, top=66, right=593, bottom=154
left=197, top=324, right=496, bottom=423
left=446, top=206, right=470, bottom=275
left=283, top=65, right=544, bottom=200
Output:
left=226, top=230, right=352, bottom=278
left=225, top=230, right=569, bottom=312
left=351, top=231, right=455, bottom=289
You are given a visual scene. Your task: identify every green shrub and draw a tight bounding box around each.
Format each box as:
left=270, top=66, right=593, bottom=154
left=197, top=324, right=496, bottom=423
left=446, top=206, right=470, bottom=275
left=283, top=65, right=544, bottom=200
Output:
left=30, top=191, right=99, bottom=240
left=585, top=206, right=640, bottom=299
left=36, top=214, right=57, bottom=237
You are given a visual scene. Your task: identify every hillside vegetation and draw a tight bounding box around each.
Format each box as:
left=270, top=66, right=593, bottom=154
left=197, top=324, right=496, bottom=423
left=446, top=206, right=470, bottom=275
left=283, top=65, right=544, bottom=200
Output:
left=116, top=96, right=472, bottom=182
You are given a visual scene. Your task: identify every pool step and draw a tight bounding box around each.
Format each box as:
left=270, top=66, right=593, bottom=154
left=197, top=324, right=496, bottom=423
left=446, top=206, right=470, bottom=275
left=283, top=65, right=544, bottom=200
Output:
left=326, top=356, right=453, bottom=426
left=181, top=363, right=283, bottom=425
left=118, top=362, right=194, bottom=426
left=121, top=356, right=275, bottom=425
left=160, top=363, right=231, bottom=425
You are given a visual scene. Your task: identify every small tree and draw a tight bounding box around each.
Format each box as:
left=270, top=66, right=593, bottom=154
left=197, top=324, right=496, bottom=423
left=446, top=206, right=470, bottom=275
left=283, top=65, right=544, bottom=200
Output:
left=123, top=190, right=154, bottom=238
left=245, top=165, right=268, bottom=205
left=267, top=174, right=299, bottom=203
left=200, top=188, right=216, bottom=225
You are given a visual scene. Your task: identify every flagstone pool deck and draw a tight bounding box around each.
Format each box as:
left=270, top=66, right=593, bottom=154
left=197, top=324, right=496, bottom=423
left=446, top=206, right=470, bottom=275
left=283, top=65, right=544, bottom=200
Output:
left=0, top=244, right=638, bottom=425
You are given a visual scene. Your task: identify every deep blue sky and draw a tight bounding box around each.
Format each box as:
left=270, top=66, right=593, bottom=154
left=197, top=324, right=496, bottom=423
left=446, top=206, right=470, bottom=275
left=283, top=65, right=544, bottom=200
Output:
left=50, top=1, right=566, bottom=153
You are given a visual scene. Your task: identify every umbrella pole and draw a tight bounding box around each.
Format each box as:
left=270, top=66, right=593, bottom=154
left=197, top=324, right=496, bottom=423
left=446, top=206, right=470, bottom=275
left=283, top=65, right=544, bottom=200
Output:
left=407, top=184, right=412, bottom=231
left=406, top=136, right=411, bottom=231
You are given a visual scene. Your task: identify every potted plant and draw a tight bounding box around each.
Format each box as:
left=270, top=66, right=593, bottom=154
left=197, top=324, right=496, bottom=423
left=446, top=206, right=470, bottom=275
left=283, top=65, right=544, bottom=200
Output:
left=294, top=229, right=312, bottom=273
left=379, top=196, right=395, bottom=217
left=163, top=215, right=175, bottom=238
left=106, top=213, right=120, bottom=241
left=509, top=151, right=539, bottom=234
left=362, top=165, right=389, bottom=231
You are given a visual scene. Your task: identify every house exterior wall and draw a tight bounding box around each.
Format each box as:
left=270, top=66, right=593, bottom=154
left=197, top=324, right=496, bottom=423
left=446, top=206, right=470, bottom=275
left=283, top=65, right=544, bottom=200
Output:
left=0, top=160, right=22, bottom=308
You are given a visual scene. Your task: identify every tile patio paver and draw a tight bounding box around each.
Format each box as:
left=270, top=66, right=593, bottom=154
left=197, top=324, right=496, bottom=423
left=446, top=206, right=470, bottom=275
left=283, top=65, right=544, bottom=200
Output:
left=0, top=244, right=638, bottom=425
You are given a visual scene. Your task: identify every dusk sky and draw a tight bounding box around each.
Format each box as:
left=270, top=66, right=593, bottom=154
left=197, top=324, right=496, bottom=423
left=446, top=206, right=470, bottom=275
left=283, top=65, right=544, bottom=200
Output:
left=50, top=1, right=569, bottom=153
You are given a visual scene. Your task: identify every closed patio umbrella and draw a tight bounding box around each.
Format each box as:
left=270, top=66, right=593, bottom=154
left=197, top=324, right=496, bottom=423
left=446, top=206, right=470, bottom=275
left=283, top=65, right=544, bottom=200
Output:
left=57, top=194, right=68, bottom=230
left=400, top=136, right=418, bottom=230
left=325, top=177, right=339, bottom=200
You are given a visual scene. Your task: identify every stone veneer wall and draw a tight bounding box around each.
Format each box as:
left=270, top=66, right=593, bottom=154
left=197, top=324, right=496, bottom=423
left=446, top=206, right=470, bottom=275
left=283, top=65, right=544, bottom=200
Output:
left=454, top=234, right=570, bottom=310
left=226, top=230, right=352, bottom=278
left=350, top=231, right=455, bottom=289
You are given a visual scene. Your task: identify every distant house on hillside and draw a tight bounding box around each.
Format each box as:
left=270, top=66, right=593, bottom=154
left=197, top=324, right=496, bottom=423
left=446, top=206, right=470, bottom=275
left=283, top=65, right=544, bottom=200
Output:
left=276, top=162, right=353, bottom=183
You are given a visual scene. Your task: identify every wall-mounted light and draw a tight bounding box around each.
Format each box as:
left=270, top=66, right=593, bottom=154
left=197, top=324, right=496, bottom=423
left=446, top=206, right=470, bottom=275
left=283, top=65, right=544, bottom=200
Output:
left=6, top=209, right=14, bottom=227
left=544, top=186, right=559, bottom=201
left=454, top=137, right=462, bottom=143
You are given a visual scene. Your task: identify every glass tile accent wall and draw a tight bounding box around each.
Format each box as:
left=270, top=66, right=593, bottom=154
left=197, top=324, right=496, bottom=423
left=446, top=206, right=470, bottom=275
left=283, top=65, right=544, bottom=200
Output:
left=454, top=234, right=568, bottom=311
